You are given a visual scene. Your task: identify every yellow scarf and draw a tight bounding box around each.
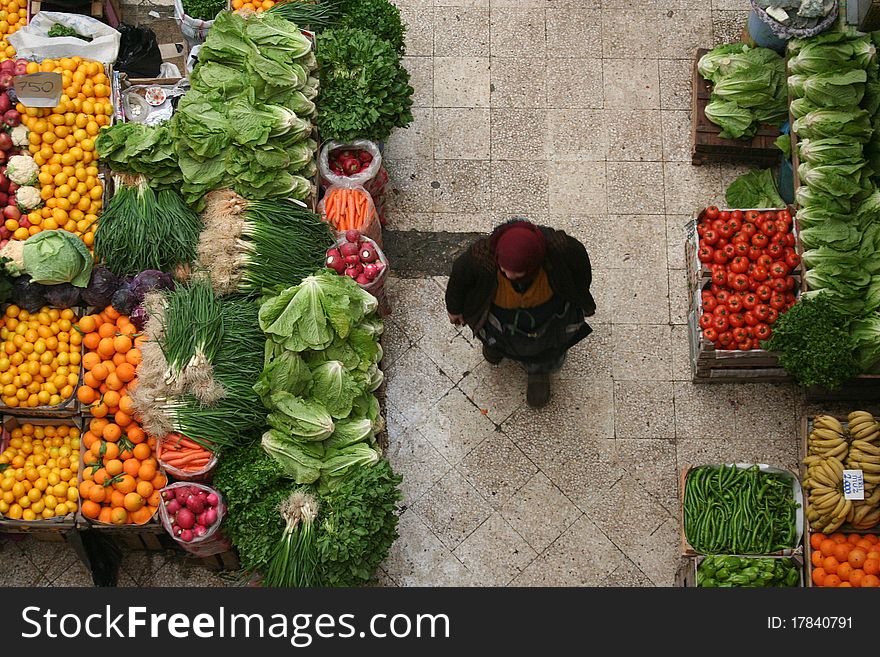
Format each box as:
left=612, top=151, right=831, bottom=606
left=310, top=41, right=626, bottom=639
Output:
left=493, top=269, right=553, bottom=309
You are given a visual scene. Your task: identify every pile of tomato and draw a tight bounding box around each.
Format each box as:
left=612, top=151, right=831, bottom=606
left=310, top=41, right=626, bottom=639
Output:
left=696, top=206, right=800, bottom=351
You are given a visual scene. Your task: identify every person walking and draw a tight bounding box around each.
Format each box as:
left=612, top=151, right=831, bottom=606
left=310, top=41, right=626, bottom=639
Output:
left=445, top=219, right=596, bottom=408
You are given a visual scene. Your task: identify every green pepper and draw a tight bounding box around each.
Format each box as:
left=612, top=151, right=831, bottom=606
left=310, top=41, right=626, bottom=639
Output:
left=785, top=567, right=799, bottom=587
left=728, top=574, right=752, bottom=586
left=715, top=567, right=730, bottom=581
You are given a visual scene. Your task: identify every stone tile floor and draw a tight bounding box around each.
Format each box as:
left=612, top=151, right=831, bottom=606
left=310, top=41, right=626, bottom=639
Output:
left=0, top=1, right=827, bottom=587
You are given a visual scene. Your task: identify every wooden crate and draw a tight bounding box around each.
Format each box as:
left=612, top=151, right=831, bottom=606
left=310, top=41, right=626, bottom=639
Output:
left=675, top=554, right=804, bottom=587
left=0, top=415, right=83, bottom=537
left=692, top=48, right=781, bottom=167
left=688, top=287, right=793, bottom=384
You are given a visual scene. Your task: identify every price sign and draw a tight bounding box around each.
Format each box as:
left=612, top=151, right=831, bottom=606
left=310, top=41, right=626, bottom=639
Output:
left=843, top=469, right=865, bottom=501
left=13, top=73, right=63, bottom=108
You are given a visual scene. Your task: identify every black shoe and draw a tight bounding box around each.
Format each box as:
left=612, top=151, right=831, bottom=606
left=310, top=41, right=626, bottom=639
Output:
left=526, top=373, right=551, bottom=408
left=482, top=344, right=504, bottom=365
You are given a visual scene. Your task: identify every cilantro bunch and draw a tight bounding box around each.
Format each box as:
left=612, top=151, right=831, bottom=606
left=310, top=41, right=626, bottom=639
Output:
left=763, top=293, right=860, bottom=389
left=316, top=27, right=414, bottom=142
left=337, top=0, right=405, bottom=54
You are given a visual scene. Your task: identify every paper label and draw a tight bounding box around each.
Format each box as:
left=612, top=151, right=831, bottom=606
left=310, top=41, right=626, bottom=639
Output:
left=843, top=470, right=865, bottom=501
left=13, top=73, right=63, bottom=108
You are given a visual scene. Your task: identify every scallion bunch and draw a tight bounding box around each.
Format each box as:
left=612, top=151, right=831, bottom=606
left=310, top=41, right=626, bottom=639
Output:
left=264, top=490, right=320, bottom=587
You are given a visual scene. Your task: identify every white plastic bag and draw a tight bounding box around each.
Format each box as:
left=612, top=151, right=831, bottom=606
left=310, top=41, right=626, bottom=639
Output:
left=318, top=140, right=383, bottom=188
left=9, top=12, right=121, bottom=63
left=159, top=482, right=231, bottom=557
left=174, top=0, right=215, bottom=46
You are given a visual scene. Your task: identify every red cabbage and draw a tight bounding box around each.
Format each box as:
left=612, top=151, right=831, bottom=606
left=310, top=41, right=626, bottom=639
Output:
left=130, top=270, right=174, bottom=300
left=11, top=275, right=48, bottom=313
left=82, top=267, right=124, bottom=308
left=44, top=282, right=81, bottom=308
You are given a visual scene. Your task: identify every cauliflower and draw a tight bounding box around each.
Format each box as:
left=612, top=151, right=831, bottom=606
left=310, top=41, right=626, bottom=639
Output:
left=0, top=239, right=24, bottom=276
left=10, top=125, right=28, bottom=148
left=7, top=154, right=38, bottom=186
left=15, top=185, right=41, bottom=211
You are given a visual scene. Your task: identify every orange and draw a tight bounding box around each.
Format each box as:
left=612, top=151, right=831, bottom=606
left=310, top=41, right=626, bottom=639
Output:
left=822, top=556, right=840, bottom=574
left=78, top=480, right=94, bottom=499
left=97, top=322, right=116, bottom=339
left=112, top=352, right=126, bottom=367
left=123, top=492, right=144, bottom=512
left=81, top=499, right=100, bottom=518
left=132, top=442, right=150, bottom=461
left=92, top=467, right=108, bottom=486
left=105, top=306, right=120, bottom=321
left=126, top=349, right=142, bottom=366
left=105, top=372, right=123, bottom=391
left=847, top=533, right=862, bottom=544
left=836, top=562, right=853, bottom=582
left=820, top=539, right=837, bottom=557
left=110, top=507, right=128, bottom=525
left=97, top=338, right=115, bottom=359
left=831, top=533, right=848, bottom=544
left=90, top=401, right=108, bottom=418
left=82, top=351, right=101, bottom=370
left=130, top=506, right=154, bottom=525
left=102, top=423, right=121, bottom=442
left=103, top=390, right=120, bottom=409
left=152, top=473, right=167, bottom=490
left=113, top=474, right=136, bottom=494
left=138, top=462, right=156, bottom=482
left=833, top=542, right=852, bottom=562
left=863, top=558, right=879, bottom=576
left=811, top=550, right=823, bottom=567
left=810, top=533, right=824, bottom=550
left=812, top=567, right=827, bottom=586
left=82, top=431, right=98, bottom=449
left=857, top=539, right=874, bottom=551
left=122, top=459, right=141, bottom=477
left=869, top=551, right=880, bottom=561
left=89, top=417, right=109, bottom=435
left=863, top=575, right=880, bottom=587
left=824, top=574, right=842, bottom=587
left=77, top=315, right=96, bottom=333
left=866, top=535, right=879, bottom=544
left=119, top=395, right=134, bottom=414
left=98, top=507, right=113, bottom=524
left=849, top=569, right=865, bottom=587
left=136, top=480, right=153, bottom=499
left=115, top=363, right=135, bottom=382
left=113, top=335, right=131, bottom=354
left=104, top=459, right=123, bottom=476
left=101, top=442, right=119, bottom=461
left=848, top=549, right=867, bottom=568
left=147, top=491, right=161, bottom=507
left=114, top=410, right=132, bottom=427
left=88, top=485, right=106, bottom=503
left=127, top=426, right=146, bottom=444
left=91, top=363, right=108, bottom=381
left=77, top=386, right=96, bottom=404
left=838, top=581, right=852, bottom=587
left=109, top=490, right=125, bottom=508
left=83, top=372, right=100, bottom=389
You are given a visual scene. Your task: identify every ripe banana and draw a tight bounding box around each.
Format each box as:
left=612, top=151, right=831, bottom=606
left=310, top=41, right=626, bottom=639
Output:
left=853, top=461, right=880, bottom=474
left=852, top=440, right=880, bottom=456
left=814, top=415, right=845, bottom=433
left=811, top=428, right=845, bottom=442
left=826, top=457, right=845, bottom=480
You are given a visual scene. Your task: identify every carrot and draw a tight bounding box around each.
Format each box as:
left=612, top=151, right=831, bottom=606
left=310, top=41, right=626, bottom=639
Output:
left=163, top=453, right=208, bottom=466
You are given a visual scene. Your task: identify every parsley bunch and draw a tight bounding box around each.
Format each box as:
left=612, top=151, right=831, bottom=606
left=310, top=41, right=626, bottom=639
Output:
left=316, top=27, right=414, bottom=142
left=337, top=0, right=405, bottom=54
left=763, top=293, right=860, bottom=389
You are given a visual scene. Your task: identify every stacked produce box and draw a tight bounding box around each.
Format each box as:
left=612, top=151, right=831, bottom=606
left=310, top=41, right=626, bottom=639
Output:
left=0, top=0, right=413, bottom=585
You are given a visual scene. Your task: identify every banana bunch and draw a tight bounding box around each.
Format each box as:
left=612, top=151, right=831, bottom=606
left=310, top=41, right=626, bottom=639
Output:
left=802, top=412, right=880, bottom=533
left=803, top=455, right=851, bottom=533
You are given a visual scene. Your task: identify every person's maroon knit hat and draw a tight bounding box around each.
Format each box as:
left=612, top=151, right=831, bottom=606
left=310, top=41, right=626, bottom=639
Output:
left=491, top=220, right=546, bottom=274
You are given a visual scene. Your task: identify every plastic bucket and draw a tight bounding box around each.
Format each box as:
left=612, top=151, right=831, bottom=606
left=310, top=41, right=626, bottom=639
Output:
left=747, top=8, right=787, bottom=53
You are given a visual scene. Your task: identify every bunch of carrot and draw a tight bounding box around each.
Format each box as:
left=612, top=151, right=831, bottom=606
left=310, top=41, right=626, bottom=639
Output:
left=158, top=433, right=216, bottom=474
left=322, top=187, right=376, bottom=232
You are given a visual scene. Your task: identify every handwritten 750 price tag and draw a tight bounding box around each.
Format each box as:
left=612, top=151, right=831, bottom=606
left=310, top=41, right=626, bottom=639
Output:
left=843, top=470, right=865, bottom=501
left=13, top=72, right=63, bottom=108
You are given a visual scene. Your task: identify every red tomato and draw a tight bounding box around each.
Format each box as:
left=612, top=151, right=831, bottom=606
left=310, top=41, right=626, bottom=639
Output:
left=733, top=241, right=750, bottom=256
left=727, top=295, right=743, bottom=312
left=718, top=332, right=734, bottom=347
left=715, top=290, right=731, bottom=304
left=715, top=305, right=730, bottom=318
left=784, top=292, right=797, bottom=304
left=703, top=295, right=718, bottom=312
left=717, top=237, right=729, bottom=249
left=699, top=313, right=713, bottom=329
left=702, top=229, right=719, bottom=245
left=761, top=221, right=778, bottom=236
left=719, top=223, right=734, bottom=239
left=770, top=262, right=788, bottom=278
left=723, top=243, right=736, bottom=259
left=752, top=233, right=769, bottom=248
left=741, top=222, right=757, bottom=238
left=731, top=210, right=743, bottom=222
left=741, top=293, right=758, bottom=309
left=729, top=313, right=745, bottom=329
left=719, top=211, right=731, bottom=221
left=729, top=256, right=749, bottom=274
left=748, top=245, right=763, bottom=261
left=786, top=252, right=800, bottom=269
left=712, top=269, right=726, bottom=286
left=697, top=223, right=707, bottom=237
left=713, top=315, right=730, bottom=332
left=757, top=254, right=773, bottom=268
left=698, top=245, right=714, bottom=262
left=731, top=274, right=750, bottom=291
left=732, top=327, right=749, bottom=343
left=748, top=279, right=760, bottom=292
left=777, top=209, right=791, bottom=223
left=767, top=307, right=779, bottom=324
left=704, top=327, right=718, bottom=341
left=743, top=311, right=759, bottom=327
left=770, top=278, right=788, bottom=293
left=785, top=277, right=796, bottom=291
left=754, top=304, right=771, bottom=321
left=712, top=249, right=729, bottom=265
left=775, top=220, right=788, bottom=234
left=756, top=284, right=772, bottom=301
left=754, top=324, right=771, bottom=340
left=766, top=243, right=784, bottom=259
left=752, top=266, right=769, bottom=281
left=745, top=211, right=759, bottom=222
left=784, top=233, right=796, bottom=247
left=705, top=206, right=720, bottom=220
left=770, top=294, right=786, bottom=310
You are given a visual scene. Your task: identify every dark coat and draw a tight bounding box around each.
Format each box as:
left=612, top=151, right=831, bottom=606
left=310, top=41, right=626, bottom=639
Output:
left=445, top=226, right=596, bottom=331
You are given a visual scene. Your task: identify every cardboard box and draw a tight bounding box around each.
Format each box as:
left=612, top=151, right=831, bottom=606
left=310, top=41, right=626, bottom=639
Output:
left=680, top=463, right=804, bottom=557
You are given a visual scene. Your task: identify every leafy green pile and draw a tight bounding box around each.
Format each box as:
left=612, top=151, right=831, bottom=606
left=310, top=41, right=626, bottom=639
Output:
left=267, top=0, right=341, bottom=30
left=256, top=270, right=385, bottom=491
left=698, top=43, right=788, bottom=139
left=316, top=27, right=413, bottom=142
left=697, top=556, right=799, bottom=588
left=763, top=293, right=861, bottom=389
left=48, top=23, right=92, bottom=41
left=181, top=0, right=226, bottom=21
left=336, top=0, right=405, bottom=54
left=725, top=169, right=786, bottom=208
left=97, top=11, right=319, bottom=208
left=215, top=443, right=401, bottom=586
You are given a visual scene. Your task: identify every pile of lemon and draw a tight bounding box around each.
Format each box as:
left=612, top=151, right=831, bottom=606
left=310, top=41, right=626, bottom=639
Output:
left=0, top=0, right=27, bottom=61
left=232, top=0, right=277, bottom=13
left=0, top=305, right=82, bottom=409
left=0, top=422, right=81, bottom=520
left=17, top=58, right=111, bottom=247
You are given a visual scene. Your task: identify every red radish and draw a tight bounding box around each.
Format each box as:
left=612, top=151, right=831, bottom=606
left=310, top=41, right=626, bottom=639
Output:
left=166, top=499, right=181, bottom=515
left=339, top=241, right=359, bottom=257
left=206, top=493, right=219, bottom=507
left=204, top=508, right=218, bottom=524
left=363, top=263, right=379, bottom=280
left=342, top=158, right=361, bottom=175
left=193, top=525, right=208, bottom=538
left=344, top=254, right=359, bottom=265
left=359, top=244, right=378, bottom=263
left=344, top=266, right=359, bottom=278
left=175, top=488, right=189, bottom=505
left=356, top=274, right=370, bottom=285
left=358, top=151, right=373, bottom=164
left=325, top=252, right=346, bottom=273
left=186, top=495, right=205, bottom=514
left=176, top=508, right=195, bottom=529
left=345, top=229, right=361, bottom=242
left=163, top=490, right=173, bottom=501
left=179, top=529, right=194, bottom=542
left=171, top=523, right=181, bottom=535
